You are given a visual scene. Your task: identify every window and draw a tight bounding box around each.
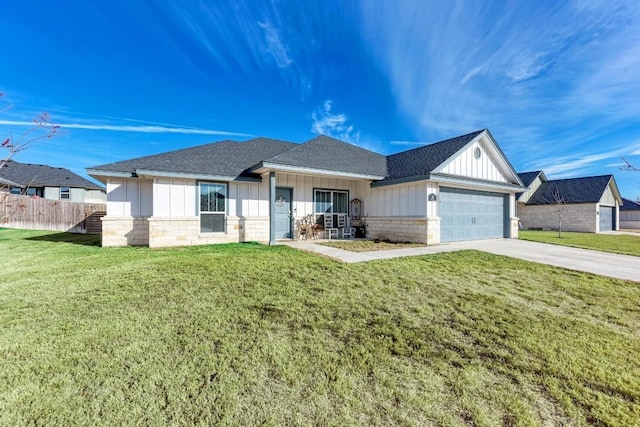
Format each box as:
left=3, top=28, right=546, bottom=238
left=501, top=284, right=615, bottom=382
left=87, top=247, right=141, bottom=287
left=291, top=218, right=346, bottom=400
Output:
left=314, top=189, right=348, bottom=223
left=26, top=188, right=36, bottom=196
left=10, top=187, right=21, bottom=195
left=60, top=186, right=70, bottom=199
left=199, top=182, right=226, bottom=233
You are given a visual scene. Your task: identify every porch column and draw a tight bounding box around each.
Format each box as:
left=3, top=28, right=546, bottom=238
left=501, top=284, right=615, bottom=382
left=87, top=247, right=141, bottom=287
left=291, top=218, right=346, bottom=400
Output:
left=269, top=171, right=276, bottom=245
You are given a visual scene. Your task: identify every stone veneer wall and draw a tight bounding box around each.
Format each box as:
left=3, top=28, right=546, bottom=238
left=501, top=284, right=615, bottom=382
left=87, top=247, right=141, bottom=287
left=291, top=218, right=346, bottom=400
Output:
left=620, top=211, right=640, bottom=230
left=518, top=203, right=597, bottom=233
left=147, top=216, right=271, bottom=248
left=101, top=217, right=150, bottom=247
left=510, top=217, right=519, bottom=239
left=365, top=216, right=441, bottom=244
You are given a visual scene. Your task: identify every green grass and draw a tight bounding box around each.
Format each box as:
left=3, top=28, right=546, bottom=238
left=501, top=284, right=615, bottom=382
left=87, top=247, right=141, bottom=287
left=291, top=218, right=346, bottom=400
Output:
left=1, top=228, right=639, bottom=426
left=318, top=239, right=425, bottom=252
left=520, top=230, right=640, bottom=257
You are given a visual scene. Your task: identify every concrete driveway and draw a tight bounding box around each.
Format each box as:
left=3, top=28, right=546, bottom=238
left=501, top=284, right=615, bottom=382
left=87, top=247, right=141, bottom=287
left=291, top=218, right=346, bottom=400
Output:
left=284, top=239, right=640, bottom=282
left=459, top=239, right=640, bottom=282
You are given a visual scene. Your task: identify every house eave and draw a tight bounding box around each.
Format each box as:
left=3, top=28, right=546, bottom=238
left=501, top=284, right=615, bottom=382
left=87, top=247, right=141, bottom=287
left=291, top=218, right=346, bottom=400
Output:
left=135, top=169, right=261, bottom=183
left=86, top=169, right=138, bottom=180
left=370, top=174, right=431, bottom=187
left=431, top=173, right=526, bottom=192
left=252, top=162, right=385, bottom=180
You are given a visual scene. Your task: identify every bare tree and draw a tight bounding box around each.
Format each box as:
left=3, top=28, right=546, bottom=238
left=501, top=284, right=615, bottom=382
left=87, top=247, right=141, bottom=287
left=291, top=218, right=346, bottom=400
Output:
left=620, top=157, right=640, bottom=202
left=551, top=186, right=566, bottom=238
left=1, top=93, right=60, bottom=172
left=1, top=93, right=60, bottom=223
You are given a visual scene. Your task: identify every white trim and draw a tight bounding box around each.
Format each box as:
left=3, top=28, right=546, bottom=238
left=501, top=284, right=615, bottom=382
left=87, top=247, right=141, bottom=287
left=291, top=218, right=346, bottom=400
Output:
left=431, top=173, right=524, bottom=192
left=87, top=169, right=135, bottom=179
left=254, top=162, right=384, bottom=180
left=136, top=169, right=242, bottom=182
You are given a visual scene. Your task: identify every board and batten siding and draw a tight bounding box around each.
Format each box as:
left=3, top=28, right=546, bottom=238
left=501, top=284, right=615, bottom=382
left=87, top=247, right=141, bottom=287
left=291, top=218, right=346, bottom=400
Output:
left=275, top=172, right=367, bottom=217
left=365, top=181, right=428, bottom=217
left=518, top=175, right=544, bottom=204
left=438, top=140, right=509, bottom=183
left=106, top=179, right=153, bottom=217
left=599, top=182, right=618, bottom=206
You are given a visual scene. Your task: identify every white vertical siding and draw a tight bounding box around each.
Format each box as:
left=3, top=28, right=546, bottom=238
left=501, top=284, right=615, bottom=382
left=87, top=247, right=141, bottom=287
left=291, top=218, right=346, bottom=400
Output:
left=599, top=182, right=617, bottom=206
left=154, top=179, right=196, bottom=217
left=140, top=180, right=153, bottom=216
left=70, top=188, right=84, bottom=202
left=272, top=172, right=372, bottom=218
left=363, top=182, right=427, bottom=217
left=439, top=139, right=508, bottom=183
left=44, top=187, right=60, bottom=200
left=106, top=179, right=152, bottom=217
left=106, top=180, right=126, bottom=216
left=518, top=175, right=544, bottom=204
left=426, top=182, right=438, bottom=217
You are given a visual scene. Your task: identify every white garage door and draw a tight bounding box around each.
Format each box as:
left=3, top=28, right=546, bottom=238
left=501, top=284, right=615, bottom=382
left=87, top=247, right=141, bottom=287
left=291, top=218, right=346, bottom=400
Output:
left=440, top=188, right=506, bottom=242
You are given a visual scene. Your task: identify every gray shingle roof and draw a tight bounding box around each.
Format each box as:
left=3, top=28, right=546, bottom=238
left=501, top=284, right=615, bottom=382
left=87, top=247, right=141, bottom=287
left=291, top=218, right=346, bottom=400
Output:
left=378, top=130, right=485, bottom=185
left=517, top=171, right=544, bottom=187
left=621, top=197, right=640, bottom=211
left=0, top=175, right=22, bottom=188
left=526, top=175, right=614, bottom=205
left=91, top=137, right=296, bottom=179
left=263, top=135, right=387, bottom=177
left=89, top=129, right=516, bottom=186
left=0, top=160, right=104, bottom=190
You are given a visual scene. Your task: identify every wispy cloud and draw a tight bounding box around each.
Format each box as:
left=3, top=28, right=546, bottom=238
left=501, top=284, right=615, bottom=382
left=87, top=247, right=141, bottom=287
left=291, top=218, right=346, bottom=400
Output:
left=358, top=0, right=640, bottom=194
left=537, top=145, right=632, bottom=178
left=258, top=21, right=293, bottom=68
left=311, top=100, right=360, bottom=144
left=0, top=120, right=251, bottom=136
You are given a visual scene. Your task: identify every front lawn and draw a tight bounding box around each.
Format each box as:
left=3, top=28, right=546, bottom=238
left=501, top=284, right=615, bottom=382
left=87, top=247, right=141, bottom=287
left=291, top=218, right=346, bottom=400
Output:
left=1, top=228, right=639, bottom=425
left=520, top=230, right=640, bottom=257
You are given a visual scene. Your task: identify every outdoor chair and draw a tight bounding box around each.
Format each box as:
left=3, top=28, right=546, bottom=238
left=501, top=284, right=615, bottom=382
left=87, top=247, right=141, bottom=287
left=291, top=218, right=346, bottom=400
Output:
left=324, top=214, right=339, bottom=239
left=338, top=214, right=353, bottom=239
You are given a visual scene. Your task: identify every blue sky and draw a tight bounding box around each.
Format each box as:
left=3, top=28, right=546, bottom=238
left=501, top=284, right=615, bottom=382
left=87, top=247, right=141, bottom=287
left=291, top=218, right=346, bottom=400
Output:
left=2, top=1, right=639, bottom=198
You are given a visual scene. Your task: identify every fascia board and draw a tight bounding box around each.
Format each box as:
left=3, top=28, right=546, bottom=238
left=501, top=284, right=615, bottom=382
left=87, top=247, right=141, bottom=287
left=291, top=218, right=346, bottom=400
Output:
left=255, top=162, right=384, bottom=180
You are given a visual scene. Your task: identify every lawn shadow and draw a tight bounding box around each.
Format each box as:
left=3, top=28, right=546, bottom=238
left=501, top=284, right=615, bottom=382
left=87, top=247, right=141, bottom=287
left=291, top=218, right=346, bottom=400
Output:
left=25, top=232, right=101, bottom=247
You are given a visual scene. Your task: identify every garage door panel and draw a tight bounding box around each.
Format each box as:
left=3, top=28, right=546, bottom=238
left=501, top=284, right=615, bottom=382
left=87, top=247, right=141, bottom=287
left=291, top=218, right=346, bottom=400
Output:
left=440, top=188, right=505, bottom=242
left=599, top=206, right=614, bottom=232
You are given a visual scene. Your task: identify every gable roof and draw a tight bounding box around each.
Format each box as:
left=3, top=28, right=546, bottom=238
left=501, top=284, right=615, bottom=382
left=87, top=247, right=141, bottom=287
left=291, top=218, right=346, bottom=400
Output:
left=516, top=170, right=547, bottom=202
left=621, top=197, right=640, bottom=211
left=253, top=135, right=387, bottom=178
left=378, top=130, right=484, bottom=186
left=0, top=175, right=22, bottom=188
left=517, top=171, right=545, bottom=187
left=0, top=160, right=104, bottom=191
left=526, top=175, right=618, bottom=205
left=88, top=129, right=521, bottom=188
left=89, top=137, right=297, bottom=181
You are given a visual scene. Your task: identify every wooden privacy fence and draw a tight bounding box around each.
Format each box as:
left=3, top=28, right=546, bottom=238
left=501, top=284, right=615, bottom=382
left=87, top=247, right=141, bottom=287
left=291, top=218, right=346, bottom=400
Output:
left=0, top=193, right=106, bottom=234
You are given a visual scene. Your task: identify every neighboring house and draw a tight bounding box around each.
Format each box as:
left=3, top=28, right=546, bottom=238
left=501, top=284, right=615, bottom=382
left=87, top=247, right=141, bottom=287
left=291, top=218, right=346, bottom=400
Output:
left=0, top=160, right=106, bottom=203
left=517, top=171, right=622, bottom=232
left=620, top=197, right=640, bottom=230
left=87, top=129, right=524, bottom=248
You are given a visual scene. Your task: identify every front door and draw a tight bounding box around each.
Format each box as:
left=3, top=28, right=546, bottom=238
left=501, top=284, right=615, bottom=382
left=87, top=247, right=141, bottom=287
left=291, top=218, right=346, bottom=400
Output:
left=275, top=187, right=292, bottom=239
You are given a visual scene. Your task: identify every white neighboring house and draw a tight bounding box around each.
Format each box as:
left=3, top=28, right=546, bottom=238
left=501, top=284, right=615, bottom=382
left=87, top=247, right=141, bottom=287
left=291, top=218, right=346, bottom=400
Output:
left=0, top=160, right=106, bottom=203
left=620, top=198, right=640, bottom=230
left=517, top=171, right=622, bottom=233
left=88, top=129, right=525, bottom=248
